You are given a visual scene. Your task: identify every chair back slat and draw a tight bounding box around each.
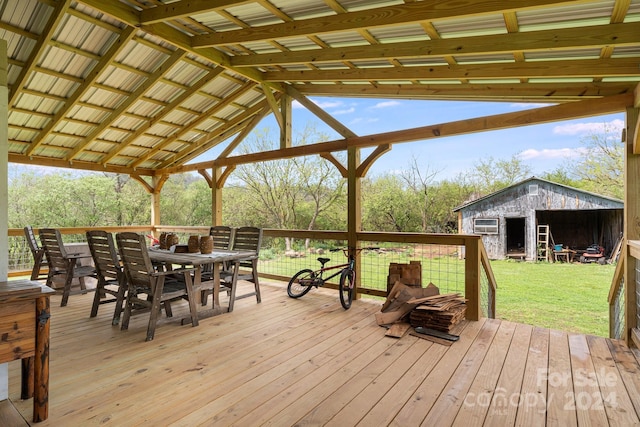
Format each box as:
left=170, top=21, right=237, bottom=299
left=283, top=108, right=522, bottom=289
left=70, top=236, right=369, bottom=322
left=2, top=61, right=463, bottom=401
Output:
left=86, top=230, right=120, bottom=281
left=210, top=226, right=234, bottom=250
left=24, top=225, right=41, bottom=254
left=116, top=232, right=155, bottom=290
left=231, top=227, right=262, bottom=254
left=39, top=228, right=69, bottom=272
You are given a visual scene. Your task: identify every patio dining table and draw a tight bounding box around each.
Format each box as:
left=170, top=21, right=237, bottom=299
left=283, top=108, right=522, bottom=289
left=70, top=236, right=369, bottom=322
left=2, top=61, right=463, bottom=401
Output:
left=147, top=247, right=255, bottom=321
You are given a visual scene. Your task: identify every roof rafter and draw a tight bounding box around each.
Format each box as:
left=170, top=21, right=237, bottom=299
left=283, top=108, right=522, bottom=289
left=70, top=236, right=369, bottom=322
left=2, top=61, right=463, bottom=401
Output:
left=139, top=0, right=253, bottom=25
left=192, top=0, right=584, bottom=47
left=25, top=26, right=138, bottom=156
left=264, top=58, right=640, bottom=82
left=66, top=49, right=187, bottom=161
left=230, top=20, right=640, bottom=68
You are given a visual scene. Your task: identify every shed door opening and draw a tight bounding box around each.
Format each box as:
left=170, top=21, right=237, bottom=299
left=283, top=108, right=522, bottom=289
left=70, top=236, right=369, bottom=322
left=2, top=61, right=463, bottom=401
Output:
left=506, top=217, right=526, bottom=258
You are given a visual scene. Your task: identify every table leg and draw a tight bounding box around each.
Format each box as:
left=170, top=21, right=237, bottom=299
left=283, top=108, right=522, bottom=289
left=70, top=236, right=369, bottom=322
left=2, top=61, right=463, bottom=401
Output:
left=34, top=295, right=50, bottom=422
left=212, top=262, right=220, bottom=310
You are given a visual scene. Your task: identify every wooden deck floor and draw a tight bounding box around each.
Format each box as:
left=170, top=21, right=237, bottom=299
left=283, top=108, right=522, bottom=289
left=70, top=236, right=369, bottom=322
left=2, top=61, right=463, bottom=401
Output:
left=8, top=280, right=640, bottom=426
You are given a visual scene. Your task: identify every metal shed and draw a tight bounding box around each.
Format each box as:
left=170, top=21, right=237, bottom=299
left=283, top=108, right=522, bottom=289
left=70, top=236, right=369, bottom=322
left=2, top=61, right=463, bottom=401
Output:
left=454, top=177, right=623, bottom=261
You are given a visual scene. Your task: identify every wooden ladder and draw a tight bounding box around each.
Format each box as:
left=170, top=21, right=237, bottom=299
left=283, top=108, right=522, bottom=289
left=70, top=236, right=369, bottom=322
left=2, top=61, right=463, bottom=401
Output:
left=537, top=225, right=550, bottom=262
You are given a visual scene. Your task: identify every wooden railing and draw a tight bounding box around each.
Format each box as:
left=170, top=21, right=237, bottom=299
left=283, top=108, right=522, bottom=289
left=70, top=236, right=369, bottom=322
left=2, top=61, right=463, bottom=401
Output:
left=8, top=226, right=498, bottom=321
left=608, top=240, right=626, bottom=339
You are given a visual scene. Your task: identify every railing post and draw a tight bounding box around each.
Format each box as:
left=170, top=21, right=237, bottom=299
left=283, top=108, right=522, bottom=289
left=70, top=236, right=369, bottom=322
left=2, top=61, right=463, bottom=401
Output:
left=624, top=106, right=640, bottom=344
left=465, top=237, right=481, bottom=321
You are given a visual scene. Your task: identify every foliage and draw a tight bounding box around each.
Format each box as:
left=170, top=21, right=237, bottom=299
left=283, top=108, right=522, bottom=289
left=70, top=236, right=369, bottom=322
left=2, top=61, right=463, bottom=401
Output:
left=229, top=126, right=347, bottom=247
left=566, top=122, right=624, bottom=199
left=469, top=153, right=532, bottom=194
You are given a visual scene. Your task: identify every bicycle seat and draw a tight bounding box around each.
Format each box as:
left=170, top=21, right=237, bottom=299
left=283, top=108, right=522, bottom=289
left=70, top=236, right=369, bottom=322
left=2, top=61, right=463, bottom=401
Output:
left=317, top=257, right=331, bottom=266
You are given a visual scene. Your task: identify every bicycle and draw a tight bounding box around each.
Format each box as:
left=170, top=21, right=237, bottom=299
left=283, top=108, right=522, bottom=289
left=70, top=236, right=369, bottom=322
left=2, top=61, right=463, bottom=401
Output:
left=287, top=247, right=377, bottom=309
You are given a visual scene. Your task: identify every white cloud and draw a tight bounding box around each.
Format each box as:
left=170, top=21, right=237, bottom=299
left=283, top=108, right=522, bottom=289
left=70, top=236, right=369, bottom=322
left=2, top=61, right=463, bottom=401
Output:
left=292, top=99, right=349, bottom=110
left=370, top=100, right=401, bottom=109
left=518, top=147, right=587, bottom=160
left=552, top=119, right=624, bottom=135
left=331, top=107, right=356, bottom=115
left=350, top=117, right=379, bottom=125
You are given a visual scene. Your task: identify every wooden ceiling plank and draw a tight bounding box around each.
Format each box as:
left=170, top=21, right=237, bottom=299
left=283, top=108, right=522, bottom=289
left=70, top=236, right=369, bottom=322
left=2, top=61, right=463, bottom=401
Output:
left=192, top=0, right=584, bottom=47
left=0, top=20, right=39, bottom=40
left=66, top=49, right=187, bottom=161
left=264, top=57, right=640, bottom=82
left=25, top=26, right=137, bottom=157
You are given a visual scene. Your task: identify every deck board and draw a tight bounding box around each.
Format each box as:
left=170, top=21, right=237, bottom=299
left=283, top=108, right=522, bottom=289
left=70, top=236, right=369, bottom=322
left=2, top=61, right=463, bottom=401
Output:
left=7, top=280, right=640, bottom=426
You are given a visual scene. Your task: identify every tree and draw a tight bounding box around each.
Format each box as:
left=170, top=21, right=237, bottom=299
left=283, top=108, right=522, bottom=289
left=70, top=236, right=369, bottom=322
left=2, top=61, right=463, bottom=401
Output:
left=566, top=122, right=624, bottom=199
left=469, top=153, right=532, bottom=195
left=362, top=174, right=417, bottom=232
left=231, top=126, right=346, bottom=249
left=400, top=156, right=442, bottom=233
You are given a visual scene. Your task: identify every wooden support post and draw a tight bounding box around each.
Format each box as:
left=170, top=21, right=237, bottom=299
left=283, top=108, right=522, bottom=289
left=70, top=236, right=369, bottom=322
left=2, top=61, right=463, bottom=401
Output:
left=625, top=106, right=640, bottom=344
left=212, top=166, right=223, bottom=226
left=347, top=146, right=361, bottom=299
left=465, top=237, right=481, bottom=321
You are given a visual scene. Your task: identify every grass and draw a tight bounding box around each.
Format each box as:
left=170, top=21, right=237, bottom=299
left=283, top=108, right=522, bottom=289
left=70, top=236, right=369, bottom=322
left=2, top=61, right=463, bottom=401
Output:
left=261, top=251, right=617, bottom=337
left=490, top=260, right=615, bottom=337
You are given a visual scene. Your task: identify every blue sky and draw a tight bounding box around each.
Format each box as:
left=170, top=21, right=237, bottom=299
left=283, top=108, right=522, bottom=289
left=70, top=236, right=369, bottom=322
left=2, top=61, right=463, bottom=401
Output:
left=196, top=97, right=625, bottom=182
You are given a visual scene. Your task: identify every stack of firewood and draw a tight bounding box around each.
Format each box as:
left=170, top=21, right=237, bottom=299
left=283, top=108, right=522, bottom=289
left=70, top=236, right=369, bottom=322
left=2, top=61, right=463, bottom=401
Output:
left=408, top=293, right=467, bottom=333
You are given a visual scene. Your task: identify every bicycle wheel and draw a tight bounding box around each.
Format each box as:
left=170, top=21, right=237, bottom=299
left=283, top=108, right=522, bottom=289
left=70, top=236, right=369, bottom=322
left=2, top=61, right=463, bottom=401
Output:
left=339, top=268, right=355, bottom=309
left=287, top=269, right=315, bottom=298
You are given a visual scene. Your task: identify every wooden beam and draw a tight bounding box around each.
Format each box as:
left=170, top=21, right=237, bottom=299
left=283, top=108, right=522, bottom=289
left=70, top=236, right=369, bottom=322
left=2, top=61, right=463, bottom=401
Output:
left=286, top=85, right=357, bottom=138
left=8, top=153, right=155, bottom=176
left=356, top=144, right=391, bottom=177
left=100, top=66, right=225, bottom=166
left=624, top=106, right=640, bottom=343
left=261, top=83, right=284, bottom=131
left=159, top=99, right=272, bottom=169
left=165, top=92, right=633, bottom=173
left=9, top=0, right=72, bottom=105
left=319, top=153, right=347, bottom=177
left=192, top=0, right=581, bottom=47
left=26, top=26, right=137, bottom=156
left=218, top=104, right=272, bottom=159
left=284, top=82, right=639, bottom=102
left=280, top=94, right=292, bottom=149
left=231, top=21, right=640, bottom=67
left=216, top=165, right=236, bottom=188
left=131, top=82, right=256, bottom=168
left=264, top=58, right=640, bottom=82
left=66, top=49, right=186, bottom=161
left=139, top=0, right=252, bottom=25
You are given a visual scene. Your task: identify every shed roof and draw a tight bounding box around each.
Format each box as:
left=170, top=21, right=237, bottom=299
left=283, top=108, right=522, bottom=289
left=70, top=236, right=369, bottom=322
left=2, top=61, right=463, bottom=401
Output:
left=3, top=0, right=640, bottom=176
left=453, top=176, right=624, bottom=211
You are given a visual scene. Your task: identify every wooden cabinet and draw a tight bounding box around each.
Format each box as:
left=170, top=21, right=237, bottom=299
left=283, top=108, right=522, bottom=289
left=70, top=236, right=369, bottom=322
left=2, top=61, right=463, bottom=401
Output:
left=0, top=280, right=53, bottom=423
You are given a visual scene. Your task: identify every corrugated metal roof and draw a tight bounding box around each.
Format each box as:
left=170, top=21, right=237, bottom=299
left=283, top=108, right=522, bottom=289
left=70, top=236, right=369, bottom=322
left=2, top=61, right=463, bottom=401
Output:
left=0, top=0, right=638, bottom=175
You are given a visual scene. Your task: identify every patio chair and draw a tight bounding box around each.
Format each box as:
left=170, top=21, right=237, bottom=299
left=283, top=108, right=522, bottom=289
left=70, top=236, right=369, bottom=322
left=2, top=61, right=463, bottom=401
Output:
left=24, top=225, right=48, bottom=281
left=86, top=230, right=127, bottom=325
left=116, top=232, right=198, bottom=341
left=39, top=228, right=96, bottom=306
left=220, top=226, right=262, bottom=310
left=209, top=225, right=234, bottom=250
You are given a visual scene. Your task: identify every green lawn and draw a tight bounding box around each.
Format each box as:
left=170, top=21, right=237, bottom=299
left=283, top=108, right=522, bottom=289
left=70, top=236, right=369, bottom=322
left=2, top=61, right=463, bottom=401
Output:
left=489, top=260, right=615, bottom=337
